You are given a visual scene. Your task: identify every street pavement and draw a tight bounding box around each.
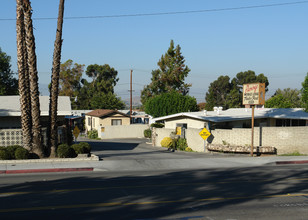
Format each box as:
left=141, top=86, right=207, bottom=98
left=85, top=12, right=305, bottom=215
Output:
left=1, top=137, right=308, bottom=174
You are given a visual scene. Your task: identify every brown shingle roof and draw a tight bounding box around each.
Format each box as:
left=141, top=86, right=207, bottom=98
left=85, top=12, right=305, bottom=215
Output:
left=86, top=109, right=128, bottom=118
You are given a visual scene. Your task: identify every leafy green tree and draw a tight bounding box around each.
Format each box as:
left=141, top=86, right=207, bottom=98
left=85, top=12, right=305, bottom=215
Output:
left=265, top=94, right=292, bottom=108
left=76, top=64, right=123, bottom=110
left=231, top=71, right=269, bottom=91
left=58, top=59, right=84, bottom=109
left=205, top=70, right=269, bottom=109
left=59, top=59, right=84, bottom=97
left=0, top=47, right=18, bottom=95
left=85, top=64, right=119, bottom=93
left=265, top=88, right=301, bottom=108
left=205, top=76, right=231, bottom=110
left=141, top=40, right=191, bottom=105
left=145, top=91, right=198, bottom=118
left=229, top=70, right=269, bottom=107
left=301, top=73, right=308, bottom=112
left=90, top=92, right=125, bottom=109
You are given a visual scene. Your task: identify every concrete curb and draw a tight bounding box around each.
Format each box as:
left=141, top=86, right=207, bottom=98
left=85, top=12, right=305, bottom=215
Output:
left=276, top=160, right=308, bottom=165
left=0, top=154, right=100, bottom=164
left=0, top=167, right=94, bottom=174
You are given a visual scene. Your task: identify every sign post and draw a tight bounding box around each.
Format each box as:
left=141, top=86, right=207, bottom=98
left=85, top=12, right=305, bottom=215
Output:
left=199, top=128, right=211, bottom=152
left=242, top=83, right=265, bottom=157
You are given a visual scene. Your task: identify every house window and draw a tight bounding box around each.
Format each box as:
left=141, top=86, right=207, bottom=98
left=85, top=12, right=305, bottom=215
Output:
left=88, top=117, right=91, bottom=126
left=276, top=119, right=290, bottom=127
left=111, top=119, right=122, bottom=126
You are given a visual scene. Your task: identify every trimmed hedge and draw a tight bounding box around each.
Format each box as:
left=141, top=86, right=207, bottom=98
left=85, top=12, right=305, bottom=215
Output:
left=161, top=137, right=174, bottom=148
left=176, top=138, right=188, bottom=151
left=0, top=147, right=10, bottom=160
left=144, top=129, right=151, bottom=138
left=87, top=129, right=98, bottom=139
left=6, top=145, right=21, bottom=159
left=151, top=123, right=164, bottom=128
left=79, top=142, right=91, bottom=153
left=15, top=147, right=29, bottom=160
left=57, top=142, right=91, bottom=157
left=57, top=144, right=77, bottom=158
left=0, top=146, right=30, bottom=160
left=185, top=147, right=193, bottom=152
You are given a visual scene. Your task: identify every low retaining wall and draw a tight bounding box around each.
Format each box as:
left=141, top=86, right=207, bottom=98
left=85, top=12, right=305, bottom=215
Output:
left=99, top=124, right=150, bottom=139
left=153, top=127, right=308, bottom=155
left=207, top=144, right=276, bottom=154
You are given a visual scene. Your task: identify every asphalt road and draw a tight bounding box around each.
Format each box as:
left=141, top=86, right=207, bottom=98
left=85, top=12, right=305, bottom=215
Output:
left=1, top=139, right=308, bottom=220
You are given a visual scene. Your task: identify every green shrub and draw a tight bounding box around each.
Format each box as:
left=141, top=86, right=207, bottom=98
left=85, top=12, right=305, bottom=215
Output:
left=57, top=144, right=77, bottom=158
left=0, top=147, right=10, bottom=160
left=185, top=147, right=193, bottom=152
left=71, top=144, right=84, bottom=154
left=15, top=147, right=29, bottom=160
left=151, top=123, right=164, bottom=128
left=161, top=137, right=174, bottom=148
left=144, top=129, right=152, bottom=138
left=6, top=145, right=21, bottom=159
left=176, top=138, right=188, bottom=151
left=88, top=129, right=98, bottom=139
left=79, top=142, right=91, bottom=153
left=71, top=143, right=91, bottom=154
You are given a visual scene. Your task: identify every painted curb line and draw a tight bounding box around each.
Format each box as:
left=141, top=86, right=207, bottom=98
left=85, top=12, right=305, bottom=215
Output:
left=0, top=154, right=100, bottom=164
left=276, top=160, right=308, bottom=165
left=0, top=167, right=94, bottom=174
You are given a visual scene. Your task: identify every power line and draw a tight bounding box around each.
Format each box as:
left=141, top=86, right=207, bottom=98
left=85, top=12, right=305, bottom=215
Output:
left=1, top=1, right=307, bottom=21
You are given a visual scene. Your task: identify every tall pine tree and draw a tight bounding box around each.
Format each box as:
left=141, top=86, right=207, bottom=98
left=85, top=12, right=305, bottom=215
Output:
left=141, top=40, right=191, bottom=106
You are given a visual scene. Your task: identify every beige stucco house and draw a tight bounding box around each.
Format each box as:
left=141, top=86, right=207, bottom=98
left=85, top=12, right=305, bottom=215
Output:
left=152, top=108, right=308, bottom=130
left=85, top=109, right=130, bottom=132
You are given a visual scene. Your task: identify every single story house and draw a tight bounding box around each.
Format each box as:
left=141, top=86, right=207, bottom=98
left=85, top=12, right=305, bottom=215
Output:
left=66, top=110, right=92, bottom=132
left=0, top=96, right=71, bottom=128
left=152, top=108, right=308, bottom=130
left=118, top=110, right=151, bottom=124
left=0, top=96, right=71, bottom=146
left=85, top=109, right=130, bottom=132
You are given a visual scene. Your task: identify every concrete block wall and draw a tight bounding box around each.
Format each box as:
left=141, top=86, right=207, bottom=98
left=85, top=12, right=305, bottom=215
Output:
left=261, top=127, right=308, bottom=154
left=185, top=128, right=206, bottom=152
left=99, top=124, right=149, bottom=139
left=152, top=128, right=174, bottom=147
left=153, top=127, right=308, bottom=155
left=211, top=128, right=260, bottom=147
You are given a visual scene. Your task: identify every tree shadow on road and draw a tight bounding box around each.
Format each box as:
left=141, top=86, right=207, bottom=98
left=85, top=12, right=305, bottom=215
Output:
left=1, top=165, right=308, bottom=219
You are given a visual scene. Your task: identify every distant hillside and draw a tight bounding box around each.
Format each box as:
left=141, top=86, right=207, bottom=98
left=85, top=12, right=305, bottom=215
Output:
left=123, top=96, right=142, bottom=108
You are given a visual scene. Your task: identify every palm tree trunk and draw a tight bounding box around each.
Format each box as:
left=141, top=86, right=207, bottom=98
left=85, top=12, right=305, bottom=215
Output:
left=16, top=0, right=32, bottom=151
left=23, top=0, right=44, bottom=158
left=48, top=0, right=65, bottom=157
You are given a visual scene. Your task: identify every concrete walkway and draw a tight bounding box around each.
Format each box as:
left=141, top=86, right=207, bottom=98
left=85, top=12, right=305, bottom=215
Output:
left=1, top=138, right=308, bottom=174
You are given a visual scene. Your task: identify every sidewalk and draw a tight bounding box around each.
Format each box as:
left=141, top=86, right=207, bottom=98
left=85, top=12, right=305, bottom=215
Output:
left=1, top=154, right=308, bottom=174
left=0, top=155, right=101, bottom=174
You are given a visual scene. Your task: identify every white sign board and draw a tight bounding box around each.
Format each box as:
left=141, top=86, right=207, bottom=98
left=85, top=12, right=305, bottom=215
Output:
left=243, top=83, right=265, bottom=105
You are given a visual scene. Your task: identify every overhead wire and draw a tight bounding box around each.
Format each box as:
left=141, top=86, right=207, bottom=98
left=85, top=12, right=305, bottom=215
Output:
left=1, top=1, right=307, bottom=21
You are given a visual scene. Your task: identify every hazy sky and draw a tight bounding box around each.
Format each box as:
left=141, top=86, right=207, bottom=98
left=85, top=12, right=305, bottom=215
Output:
left=1, top=0, right=307, bottom=103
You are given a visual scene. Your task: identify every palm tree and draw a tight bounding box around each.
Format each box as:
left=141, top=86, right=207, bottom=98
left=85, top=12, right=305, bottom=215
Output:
left=16, top=0, right=32, bottom=151
left=48, top=0, right=65, bottom=157
left=23, top=0, right=44, bottom=158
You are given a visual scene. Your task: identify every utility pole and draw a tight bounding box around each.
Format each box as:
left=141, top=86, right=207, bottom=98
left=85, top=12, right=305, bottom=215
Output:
left=130, top=69, right=133, bottom=123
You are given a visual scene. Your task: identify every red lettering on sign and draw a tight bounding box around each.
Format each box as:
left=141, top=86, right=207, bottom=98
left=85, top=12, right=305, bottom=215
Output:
left=245, top=84, right=258, bottom=93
